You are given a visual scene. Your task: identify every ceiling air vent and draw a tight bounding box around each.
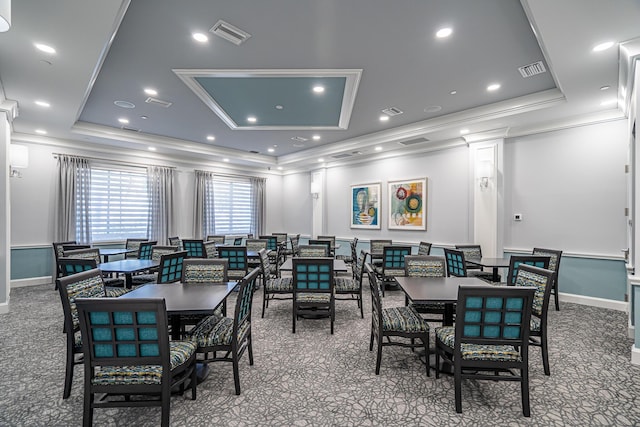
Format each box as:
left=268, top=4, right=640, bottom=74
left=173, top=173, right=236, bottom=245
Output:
left=210, top=20, right=251, bottom=45
left=121, top=126, right=140, bottom=132
left=291, top=136, right=308, bottom=142
left=518, top=61, right=546, bottom=78
left=145, top=97, right=172, bottom=108
left=382, top=107, right=403, bottom=116
left=332, top=153, right=352, bottom=159
left=397, top=137, right=429, bottom=146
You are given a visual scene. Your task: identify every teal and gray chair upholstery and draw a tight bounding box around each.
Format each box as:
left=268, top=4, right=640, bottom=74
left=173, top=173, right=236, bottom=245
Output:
left=181, top=258, right=229, bottom=326
left=334, top=249, right=366, bottom=318
left=182, top=239, right=206, bottom=258
left=505, top=255, right=550, bottom=286
left=137, top=241, right=158, bottom=260
left=285, top=233, right=301, bottom=257
left=187, top=267, right=261, bottom=395
left=168, top=236, right=182, bottom=249
left=125, top=238, right=148, bottom=259
left=76, top=297, right=197, bottom=427
left=259, top=235, right=278, bottom=251
left=418, top=241, right=432, bottom=255
left=308, top=239, right=332, bottom=257
left=454, top=244, right=496, bottom=281
left=367, top=263, right=430, bottom=376
left=64, top=247, right=125, bottom=288
left=532, top=247, right=563, bottom=311
left=403, top=255, right=448, bottom=322
left=206, top=235, right=225, bottom=245
left=246, top=239, right=268, bottom=268
left=156, top=251, right=187, bottom=284
left=369, top=239, right=392, bottom=266
left=233, top=237, right=243, bottom=245
left=56, top=268, right=130, bottom=399
left=317, top=235, right=336, bottom=256
left=377, top=245, right=411, bottom=296
left=272, top=232, right=288, bottom=255
left=218, top=246, right=248, bottom=281
left=132, top=245, right=179, bottom=285
left=53, top=240, right=77, bottom=280
left=204, top=241, right=218, bottom=258
left=292, top=257, right=335, bottom=334
left=336, top=237, right=358, bottom=266
left=444, top=248, right=494, bottom=283
left=435, top=285, right=535, bottom=416
left=58, top=257, right=98, bottom=277
left=298, top=244, right=328, bottom=257
left=259, top=248, right=294, bottom=318
left=515, top=264, right=555, bottom=375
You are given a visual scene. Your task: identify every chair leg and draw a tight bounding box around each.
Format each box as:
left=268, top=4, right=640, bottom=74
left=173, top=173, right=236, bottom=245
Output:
left=359, top=291, right=364, bottom=319
left=190, top=362, right=197, bottom=400
left=554, top=283, right=560, bottom=311
left=232, top=349, right=241, bottom=395
left=541, top=332, right=550, bottom=376
left=261, top=292, right=267, bottom=318
left=330, top=306, right=334, bottom=335
left=63, top=342, right=74, bottom=399
left=424, top=337, right=430, bottom=377
left=161, top=389, right=170, bottom=427
left=454, top=364, right=462, bottom=413
left=435, top=350, right=440, bottom=379
left=248, top=334, right=254, bottom=366
left=521, top=367, right=531, bottom=417
left=83, top=390, right=93, bottom=427
left=292, top=305, right=296, bottom=333
left=375, top=339, right=383, bottom=375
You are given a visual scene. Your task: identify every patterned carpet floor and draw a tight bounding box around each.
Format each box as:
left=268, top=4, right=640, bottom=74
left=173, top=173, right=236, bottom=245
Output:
left=2, top=278, right=640, bottom=426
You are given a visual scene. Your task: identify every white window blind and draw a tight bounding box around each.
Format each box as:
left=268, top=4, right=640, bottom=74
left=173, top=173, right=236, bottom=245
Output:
left=208, top=178, right=253, bottom=235
left=81, top=167, right=150, bottom=242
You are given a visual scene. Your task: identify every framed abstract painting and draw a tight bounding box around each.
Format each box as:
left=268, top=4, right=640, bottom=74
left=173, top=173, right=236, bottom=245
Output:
left=351, top=183, right=381, bottom=229
left=388, top=178, right=427, bottom=230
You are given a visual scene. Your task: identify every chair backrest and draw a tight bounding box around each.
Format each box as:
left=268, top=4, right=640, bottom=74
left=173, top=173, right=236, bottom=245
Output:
left=382, top=245, right=412, bottom=277
left=532, top=248, right=563, bottom=274
left=506, top=255, right=550, bottom=286
left=125, top=238, right=149, bottom=259
left=63, top=247, right=101, bottom=265
left=157, top=251, right=187, bottom=283
left=298, top=244, right=328, bottom=257
left=182, top=258, right=228, bottom=283
left=292, top=257, right=334, bottom=295
left=443, top=248, right=468, bottom=277
left=232, top=267, right=261, bottom=342
left=182, top=239, right=206, bottom=258
left=218, top=246, right=248, bottom=280
left=308, top=239, right=332, bottom=256
left=259, top=235, right=278, bottom=250
left=418, top=241, right=432, bottom=255
left=205, top=235, right=225, bottom=245
left=168, top=236, right=182, bottom=248
left=291, top=234, right=301, bottom=255
left=455, top=244, right=483, bottom=260
left=404, top=255, right=446, bottom=277
left=370, top=239, right=392, bottom=255
left=350, top=237, right=359, bottom=257
left=150, top=245, right=179, bottom=262
left=366, top=263, right=383, bottom=325
left=203, top=241, right=218, bottom=258
left=53, top=241, right=77, bottom=278
left=272, top=233, right=288, bottom=245
left=233, top=237, right=243, bottom=245
left=515, top=264, right=555, bottom=318
left=56, top=268, right=106, bottom=335
left=75, top=297, right=170, bottom=373
left=138, top=241, right=158, bottom=260
left=258, top=248, right=279, bottom=281
left=58, top=257, right=98, bottom=277
left=317, top=235, right=336, bottom=247
left=246, top=238, right=269, bottom=252
left=353, top=249, right=368, bottom=282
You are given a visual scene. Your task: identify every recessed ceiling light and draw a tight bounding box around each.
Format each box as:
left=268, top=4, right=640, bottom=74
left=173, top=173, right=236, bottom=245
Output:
left=268, top=148, right=275, bottom=153
left=375, top=146, right=382, bottom=152
left=144, top=88, right=158, bottom=96
left=35, top=100, right=50, bottom=107
left=424, top=105, right=442, bottom=113
left=114, top=100, right=135, bottom=109
left=593, top=41, right=615, bottom=52
left=275, top=105, right=284, bottom=110
left=601, top=99, right=618, bottom=106
left=318, top=158, right=325, bottom=162
left=35, top=129, right=47, bottom=135
left=192, top=32, right=208, bottom=43
left=206, top=135, right=215, bottom=141
left=277, top=166, right=283, bottom=171
left=118, top=118, right=129, bottom=124
left=312, top=135, right=321, bottom=141
left=140, top=115, right=148, bottom=120
left=379, top=115, right=390, bottom=122
left=247, top=116, right=257, bottom=123
left=34, top=43, right=56, bottom=54
left=600, top=85, right=611, bottom=91
left=460, top=128, right=469, bottom=135
left=450, top=90, right=457, bottom=95
left=487, top=83, right=501, bottom=92
left=436, top=27, right=453, bottom=38
left=312, top=85, right=325, bottom=94
left=148, top=147, right=157, bottom=151
left=223, top=158, right=230, bottom=162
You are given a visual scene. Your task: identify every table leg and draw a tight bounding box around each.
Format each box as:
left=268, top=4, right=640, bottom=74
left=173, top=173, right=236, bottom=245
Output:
left=124, top=273, right=133, bottom=289
left=492, top=267, right=499, bottom=282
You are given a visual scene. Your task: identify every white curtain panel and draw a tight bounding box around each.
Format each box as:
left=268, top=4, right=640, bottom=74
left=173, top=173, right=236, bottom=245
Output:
left=147, top=166, right=175, bottom=245
left=54, top=155, right=91, bottom=244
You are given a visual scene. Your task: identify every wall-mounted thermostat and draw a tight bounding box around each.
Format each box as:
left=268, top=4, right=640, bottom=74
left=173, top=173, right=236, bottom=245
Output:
left=514, top=213, right=522, bottom=221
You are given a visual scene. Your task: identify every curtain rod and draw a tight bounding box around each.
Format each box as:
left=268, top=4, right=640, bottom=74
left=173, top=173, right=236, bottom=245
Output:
left=195, top=169, right=264, bottom=180
left=53, top=153, right=176, bottom=170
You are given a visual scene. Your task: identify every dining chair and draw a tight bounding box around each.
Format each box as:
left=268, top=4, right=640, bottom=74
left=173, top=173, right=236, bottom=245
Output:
left=246, top=239, right=269, bottom=268
left=203, top=241, right=218, bottom=258
left=156, top=250, right=188, bottom=284
left=56, top=268, right=130, bottom=399
left=417, top=241, right=432, bottom=255
left=377, top=245, right=411, bottom=296
left=532, top=247, right=563, bottom=311
left=205, top=235, right=226, bottom=244
left=366, top=263, right=430, bottom=376
left=403, top=255, right=448, bottom=323
left=298, top=244, right=328, bottom=257
left=317, top=235, right=336, bottom=256
left=334, top=249, right=367, bottom=318
left=369, top=239, right=392, bottom=266
left=435, top=285, right=535, bottom=416
left=63, top=247, right=125, bottom=288
left=137, top=240, right=158, bottom=260
left=515, top=264, right=555, bottom=375
left=284, top=234, right=301, bottom=258
left=443, top=248, right=495, bottom=283
left=132, top=245, right=179, bottom=285
left=218, top=246, right=248, bottom=281
left=292, top=257, right=335, bottom=334
left=125, top=238, right=149, bottom=259
left=505, top=255, right=550, bottom=286
left=182, top=239, right=207, bottom=258
left=259, top=248, right=293, bottom=318
left=308, top=239, right=332, bottom=258
left=53, top=240, right=77, bottom=281
left=76, top=297, right=197, bottom=427
left=168, top=236, right=182, bottom=249
left=187, top=267, right=261, bottom=395
left=233, top=237, right=243, bottom=245
left=181, top=258, right=229, bottom=326
left=336, top=237, right=358, bottom=267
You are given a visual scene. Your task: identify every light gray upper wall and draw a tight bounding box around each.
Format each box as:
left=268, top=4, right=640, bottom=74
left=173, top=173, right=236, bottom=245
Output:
left=503, top=119, right=627, bottom=257
left=280, top=173, right=313, bottom=236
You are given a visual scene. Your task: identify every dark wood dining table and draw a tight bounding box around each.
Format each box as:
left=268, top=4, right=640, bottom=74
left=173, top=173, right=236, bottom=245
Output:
left=465, top=257, right=511, bottom=282
left=99, top=259, right=159, bottom=289
left=98, top=247, right=136, bottom=262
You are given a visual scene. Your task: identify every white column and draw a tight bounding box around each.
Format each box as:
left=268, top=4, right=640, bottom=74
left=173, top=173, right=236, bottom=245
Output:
left=311, top=169, right=326, bottom=238
left=0, top=110, right=10, bottom=313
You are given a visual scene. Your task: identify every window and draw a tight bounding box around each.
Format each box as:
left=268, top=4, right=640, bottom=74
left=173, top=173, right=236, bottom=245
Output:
left=205, top=178, right=253, bottom=235
left=78, top=167, right=150, bottom=242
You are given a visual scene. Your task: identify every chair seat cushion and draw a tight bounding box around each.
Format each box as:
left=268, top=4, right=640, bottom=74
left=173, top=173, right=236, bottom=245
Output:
left=92, top=341, right=196, bottom=385
left=296, top=293, right=331, bottom=304
left=181, top=307, right=224, bottom=324
left=188, top=316, right=250, bottom=348
left=103, top=277, right=126, bottom=287
left=334, top=277, right=358, bottom=292
left=105, top=287, right=130, bottom=297
left=382, top=306, right=430, bottom=333
left=411, top=302, right=446, bottom=312
left=266, top=277, right=293, bottom=292
left=131, top=273, right=157, bottom=285
left=436, top=326, right=521, bottom=362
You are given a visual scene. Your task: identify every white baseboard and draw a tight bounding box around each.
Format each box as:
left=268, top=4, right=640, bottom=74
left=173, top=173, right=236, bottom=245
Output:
left=559, top=292, right=627, bottom=312
left=632, top=345, right=640, bottom=365
left=10, top=276, right=53, bottom=288
left=0, top=302, right=7, bottom=315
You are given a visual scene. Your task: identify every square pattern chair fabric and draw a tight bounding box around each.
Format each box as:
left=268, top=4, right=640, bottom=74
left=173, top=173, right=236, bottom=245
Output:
left=259, top=248, right=294, bottom=318
left=532, top=247, right=563, bottom=311
left=218, top=246, right=248, bottom=281
left=157, top=251, right=187, bottom=284
left=334, top=250, right=367, bottom=318
left=182, top=239, right=207, bottom=258
left=506, top=255, right=551, bottom=286
left=292, top=257, right=335, bottom=334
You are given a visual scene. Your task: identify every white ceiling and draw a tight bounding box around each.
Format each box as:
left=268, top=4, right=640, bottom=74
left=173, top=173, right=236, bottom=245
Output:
left=0, top=0, right=639, bottom=173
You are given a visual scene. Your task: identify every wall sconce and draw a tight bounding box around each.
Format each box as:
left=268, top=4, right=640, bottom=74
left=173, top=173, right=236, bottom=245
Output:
left=0, top=0, right=11, bottom=32
left=10, top=144, right=29, bottom=178
left=476, top=159, right=494, bottom=188
left=310, top=181, right=320, bottom=199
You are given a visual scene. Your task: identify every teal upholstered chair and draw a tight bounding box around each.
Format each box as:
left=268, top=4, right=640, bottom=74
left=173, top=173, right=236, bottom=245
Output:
left=56, top=269, right=130, bottom=399
left=180, top=258, right=229, bottom=328
left=125, top=238, right=148, bottom=259
left=376, top=245, right=411, bottom=296
left=182, top=239, right=206, bottom=258
left=334, top=249, right=367, bottom=318
left=156, top=251, right=187, bottom=284
left=418, top=241, right=432, bottom=255
left=403, top=255, right=448, bottom=323
left=444, top=248, right=495, bottom=283
left=292, top=257, right=335, bottom=334
left=218, top=246, right=248, bottom=281
left=532, top=247, right=563, bottom=311
left=505, top=255, right=550, bottom=286
left=76, top=297, right=197, bottom=427
left=131, top=245, right=179, bottom=285
left=259, top=248, right=294, bottom=318
left=187, top=267, right=261, bottom=395
left=366, top=263, right=430, bottom=376
left=298, top=244, right=328, bottom=257
left=63, top=247, right=125, bottom=288
left=435, top=285, right=535, bottom=416
left=137, top=241, right=158, bottom=260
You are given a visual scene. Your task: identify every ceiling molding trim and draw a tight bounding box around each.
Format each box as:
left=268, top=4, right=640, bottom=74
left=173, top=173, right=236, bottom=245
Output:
left=619, top=37, right=640, bottom=116
left=505, top=109, right=626, bottom=139
left=172, top=68, right=362, bottom=130
left=0, top=99, right=18, bottom=122
left=463, top=128, right=509, bottom=144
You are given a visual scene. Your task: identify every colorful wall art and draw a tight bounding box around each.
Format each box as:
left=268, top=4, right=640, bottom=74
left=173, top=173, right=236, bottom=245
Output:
left=388, top=178, right=427, bottom=230
left=351, top=183, right=381, bottom=229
